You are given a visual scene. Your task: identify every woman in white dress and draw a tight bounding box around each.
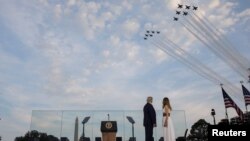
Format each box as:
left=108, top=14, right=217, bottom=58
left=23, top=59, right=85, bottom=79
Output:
left=162, top=97, right=175, bottom=141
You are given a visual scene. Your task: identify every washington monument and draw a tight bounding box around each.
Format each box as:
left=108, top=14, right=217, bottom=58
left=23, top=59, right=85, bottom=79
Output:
left=74, top=117, right=79, bottom=141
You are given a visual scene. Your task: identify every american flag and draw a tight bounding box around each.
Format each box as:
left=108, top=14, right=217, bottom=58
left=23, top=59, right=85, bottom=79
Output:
left=242, top=84, right=250, bottom=106
left=221, top=87, right=244, bottom=121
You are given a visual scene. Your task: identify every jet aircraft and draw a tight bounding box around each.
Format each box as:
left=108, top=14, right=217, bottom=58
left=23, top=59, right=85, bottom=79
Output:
left=183, top=11, right=188, bottom=16
left=193, top=6, right=198, bottom=10
left=178, top=4, right=183, bottom=8
left=185, top=5, right=190, bottom=9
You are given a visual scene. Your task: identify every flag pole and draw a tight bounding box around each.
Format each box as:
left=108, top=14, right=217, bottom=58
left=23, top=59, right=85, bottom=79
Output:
left=240, top=81, right=248, bottom=112
left=248, top=68, right=250, bottom=90
left=248, top=77, right=250, bottom=112
left=248, top=68, right=250, bottom=112
left=246, top=104, right=248, bottom=112
left=225, top=108, right=229, bottom=120
left=220, top=83, right=229, bottom=120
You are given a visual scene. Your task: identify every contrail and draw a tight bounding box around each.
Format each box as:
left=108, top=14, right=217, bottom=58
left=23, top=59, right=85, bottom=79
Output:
left=143, top=30, right=244, bottom=105
left=173, top=2, right=250, bottom=81
left=190, top=12, right=248, bottom=78
left=193, top=11, right=250, bottom=69
left=142, top=2, right=249, bottom=109
left=183, top=15, right=248, bottom=79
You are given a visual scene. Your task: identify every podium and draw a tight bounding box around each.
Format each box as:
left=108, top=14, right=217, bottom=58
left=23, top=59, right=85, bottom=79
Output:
left=101, top=121, right=117, bottom=141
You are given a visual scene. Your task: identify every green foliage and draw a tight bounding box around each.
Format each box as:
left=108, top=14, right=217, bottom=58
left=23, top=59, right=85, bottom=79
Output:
left=187, top=119, right=210, bottom=141
left=15, top=130, right=59, bottom=141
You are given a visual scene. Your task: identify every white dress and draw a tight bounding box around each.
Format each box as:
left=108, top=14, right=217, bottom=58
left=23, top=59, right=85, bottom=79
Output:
left=163, top=106, right=175, bottom=141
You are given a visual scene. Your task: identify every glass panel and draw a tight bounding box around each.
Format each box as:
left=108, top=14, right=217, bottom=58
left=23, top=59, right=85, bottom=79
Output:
left=30, top=110, right=62, bottom=137
left=30, top=110, right=187, bottom=141
left=60, top=111, right=93, bottom=140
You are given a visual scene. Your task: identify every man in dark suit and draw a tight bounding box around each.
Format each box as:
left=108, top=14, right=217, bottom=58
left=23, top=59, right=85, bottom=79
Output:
left=143, top=96, right=156, bottom=141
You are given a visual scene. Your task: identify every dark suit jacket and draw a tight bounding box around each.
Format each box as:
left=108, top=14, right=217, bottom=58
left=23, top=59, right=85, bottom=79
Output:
left=143, top=103, right=156, bottom=127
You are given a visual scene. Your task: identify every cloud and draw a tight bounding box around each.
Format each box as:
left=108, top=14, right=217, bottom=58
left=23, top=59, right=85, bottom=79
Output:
left=204, top=1, right=239, bottom=30
left=0, top=0, right=249, bottom=140
left=122, top=18, right=140, bottom=39
left=237, top=8, right=250, bottom=31
left=64, top=2, right=100, bottom=40
left=150, top=48, right=168, bottom=64
left=208, top=0, right=220, bottom=9
left=67, top=0, right=76, bottom=7
left=164, top=0, right=181, bottom=10
left=54, top=4, right=63, bottom=20
left=0, top=0, right=47, bottom=48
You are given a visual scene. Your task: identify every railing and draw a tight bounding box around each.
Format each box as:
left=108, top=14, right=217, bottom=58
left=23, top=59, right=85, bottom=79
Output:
left=30, top=110, right=187, bottom=141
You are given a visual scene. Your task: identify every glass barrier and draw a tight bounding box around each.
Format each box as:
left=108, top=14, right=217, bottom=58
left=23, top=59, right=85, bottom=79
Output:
left=30, top=110, right=187, bottom=141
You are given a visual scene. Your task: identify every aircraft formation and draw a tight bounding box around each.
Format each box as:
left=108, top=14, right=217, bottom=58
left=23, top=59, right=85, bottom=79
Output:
left=173, top=4, right=198, bottom=21
left=142, top=3, right=250, bottom=107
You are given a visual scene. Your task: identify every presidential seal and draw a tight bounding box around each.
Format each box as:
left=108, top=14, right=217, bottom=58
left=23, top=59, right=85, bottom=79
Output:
left=105, top=121, right=113, bottom=129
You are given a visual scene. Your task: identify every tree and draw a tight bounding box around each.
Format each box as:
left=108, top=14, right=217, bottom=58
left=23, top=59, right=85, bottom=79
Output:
left=40, top=133, right=49, bottom=141
left=187, top=119, right=210, bottom=141
left=15, top=130, right=59, bottom=141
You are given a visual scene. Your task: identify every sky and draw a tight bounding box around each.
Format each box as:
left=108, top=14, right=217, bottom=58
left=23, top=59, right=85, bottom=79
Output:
left=0, top=0, right=250, bottom=140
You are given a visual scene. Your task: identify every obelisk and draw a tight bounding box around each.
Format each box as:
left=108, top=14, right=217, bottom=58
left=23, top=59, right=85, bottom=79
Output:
left=74, top=117, right=79, bottom=141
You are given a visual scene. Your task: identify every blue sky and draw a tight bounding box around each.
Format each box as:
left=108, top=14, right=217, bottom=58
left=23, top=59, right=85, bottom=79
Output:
left=0, top=0, right=250, bottom=140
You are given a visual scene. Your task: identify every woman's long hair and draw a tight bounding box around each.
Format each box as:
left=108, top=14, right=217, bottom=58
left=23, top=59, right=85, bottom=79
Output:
left=162, top=97, right=172, bottom=110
